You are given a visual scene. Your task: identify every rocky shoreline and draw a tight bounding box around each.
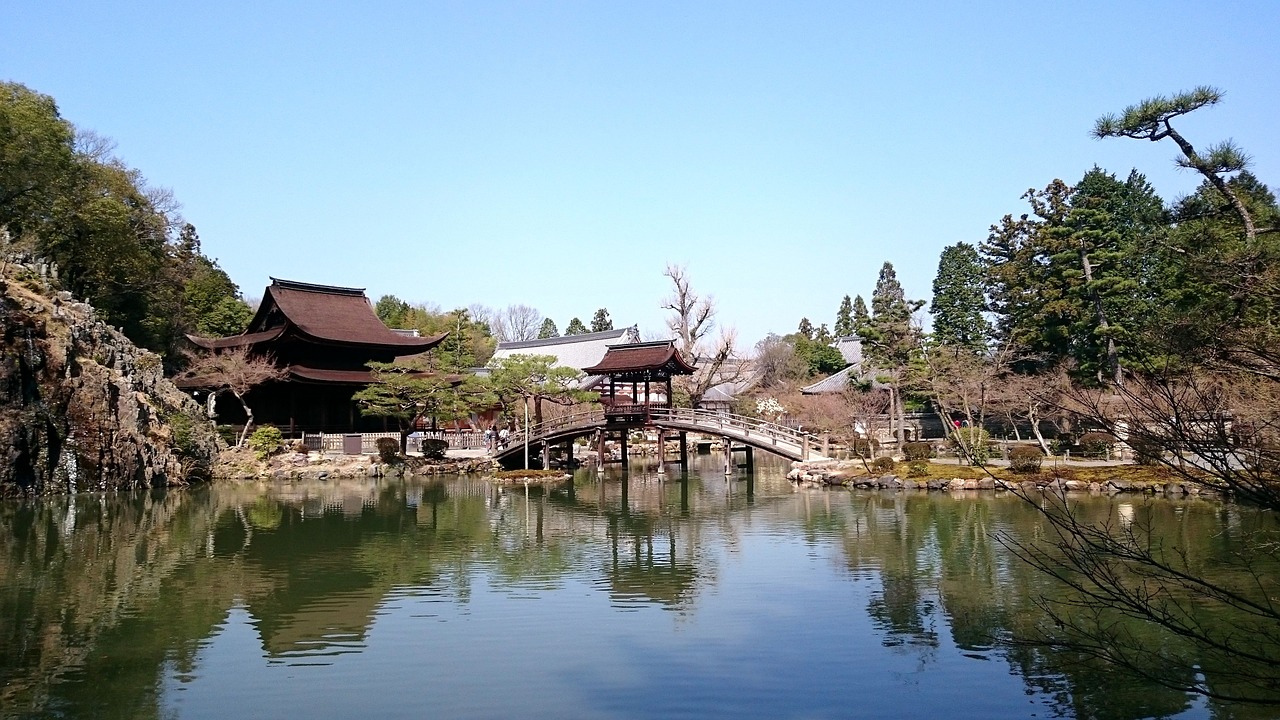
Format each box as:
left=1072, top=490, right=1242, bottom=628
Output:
left=787, top=460, right=1215, bottom=497
left=213, top=447, right=500, bottom=482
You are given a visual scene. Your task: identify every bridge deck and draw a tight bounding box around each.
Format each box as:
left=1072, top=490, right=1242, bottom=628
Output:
left=494, top=407, right=829, bottom=465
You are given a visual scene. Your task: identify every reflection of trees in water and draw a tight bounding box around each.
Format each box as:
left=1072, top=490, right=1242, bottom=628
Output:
left=828, top=490, right=1276, bottom=718
left=3, top=471, right=1269, bottom=720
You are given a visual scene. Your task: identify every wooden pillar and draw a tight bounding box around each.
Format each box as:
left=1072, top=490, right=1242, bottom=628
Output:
left=565, top=439, right=574, bottom=467
left=656, top=429, right=666, bottom=475
left=744, top=446, right=754, bottom=472
left=679, top=431, right=688, bottom=469
left=620, top=430, right=629, bottom=469
left=597, top=430, right=606, bottom=473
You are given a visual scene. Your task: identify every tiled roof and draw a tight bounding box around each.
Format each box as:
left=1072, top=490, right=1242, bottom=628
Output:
left=801, top=365, right=857, bottom=394
left=833, top=336, right=863, bottom=365
left=581, top=341, right=695, bottom=376
left=491, top=327, right=634, bottom=371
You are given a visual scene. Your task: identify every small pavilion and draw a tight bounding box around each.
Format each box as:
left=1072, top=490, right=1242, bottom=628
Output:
left=580, top=340, right=696, bottom=468
left=180, top=278, right=447, bottom=434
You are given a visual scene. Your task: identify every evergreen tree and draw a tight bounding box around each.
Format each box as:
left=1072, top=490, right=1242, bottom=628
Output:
left=929, top=242, right=990, bottom=353
left=537, top=317, right=559, bottom=339
left=852, top=295, right=870, bottom=336
left=564, top=317, right=588, bottom=335
left=834, top=295, right=854, bottom=337
left=589, top=308, right=613, bottom=332
left=797, top=317, right=814, bottom=340
left=863, top=262, right=924, bottom=450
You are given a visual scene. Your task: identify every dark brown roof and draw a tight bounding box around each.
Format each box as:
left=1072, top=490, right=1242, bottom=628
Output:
left=186, top=327, right=284, bottom=350
left=581, top=341, right=696, bottom=376
left=254, top=278, right=446, bottom=350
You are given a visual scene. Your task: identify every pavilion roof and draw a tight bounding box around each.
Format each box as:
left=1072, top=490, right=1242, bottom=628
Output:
left=581, top=340, right=696, bottom=377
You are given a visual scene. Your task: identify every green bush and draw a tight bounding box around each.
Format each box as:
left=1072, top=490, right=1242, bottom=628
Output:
left=376, top=437, right=401, bottom=464
left=1008, top=445, right=1044, bottom=474
left=948, top=427, right=992, bottom=466
left=903, top=441, right=932, bottom=461
left=1077, top=432, right=1116, bottom=458
left=422, top=438, right=449, bottom=460
left=247, top=426, right=283, bottom=460
left=849, top=437, right=879, bottom=458
left=871, top=456, right=896, bottom=474
left=1129, top=435, right=1164, bottom=465
left=216, top=424, right=240, bottom=447
left=906, top=460, right=930, bottom=478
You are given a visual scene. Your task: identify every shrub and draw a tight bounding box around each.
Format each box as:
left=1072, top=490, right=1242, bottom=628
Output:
left=903, top=441, right=933, bottom=461
left=906, top=460, right=930, bottom=478
left=849, top=437, right=879, bottom=458
left=1077, top=432, right=1116, bottom=458
left=216, top=424, right=240, bottom=447
left=871, top=456, right=896, bottom=474
left=376, top=437, right=401, bottom=464
left=247, top=426, right=283, bottom=460
left=948, top=427, right=992, bottom=466
left=1008, top=445, right=1044, bottom=474
left=421, top=438, right=449, bottom=460
left=1129, top=435, right=1164, bottom=466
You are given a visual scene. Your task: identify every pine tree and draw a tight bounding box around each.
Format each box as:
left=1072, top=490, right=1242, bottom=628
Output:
left=589, top=308, right=613, bottom=332
left=797, top=317, right=814, bottom=340
left=537, top=317, right=559, bottom=339
left=834, top=295, right=854, bottom=337
left=929, top=243, right=990, bottom=353
left=863, top=262, right=924, bottom=450
left=564, top=317, right=588, bottom=335
left=852, top=295, right=870, bottom=336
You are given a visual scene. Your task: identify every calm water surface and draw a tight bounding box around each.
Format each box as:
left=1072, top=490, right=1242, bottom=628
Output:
left=0, top=456, right=1271, bottom=719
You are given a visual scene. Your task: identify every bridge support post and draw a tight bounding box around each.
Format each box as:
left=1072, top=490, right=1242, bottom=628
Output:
left=723, top=437, right=732, bottom=475
left=596, top=430, right=605, bottom=473
left=620, top=430, right=629, bottom=470
left=656, top=429, right=666, bottom=475
left=679, top=432, right=688, bottom=470
left=565, top=439, right=574, bottom=468
left=743, top=446, right=754, bottom=472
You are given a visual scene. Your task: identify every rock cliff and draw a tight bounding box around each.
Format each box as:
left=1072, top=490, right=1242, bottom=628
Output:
left=0, top=270, right=219, bottom=495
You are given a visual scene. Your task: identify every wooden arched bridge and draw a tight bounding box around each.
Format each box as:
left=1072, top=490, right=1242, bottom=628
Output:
left=493, top=406, right=831, bottom=470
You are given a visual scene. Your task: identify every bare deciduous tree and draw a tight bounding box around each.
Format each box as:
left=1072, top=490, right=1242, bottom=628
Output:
left=490, top=304, right=544, bottom=343
left=660, top=264, right=748, bottom=407
left=180, top=346, right=287, bottom=446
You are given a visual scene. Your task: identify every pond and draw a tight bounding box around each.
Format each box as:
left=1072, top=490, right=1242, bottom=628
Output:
left=0, top=456, right=1273, bottom=719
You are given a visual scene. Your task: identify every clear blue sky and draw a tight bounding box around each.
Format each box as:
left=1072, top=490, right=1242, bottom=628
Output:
left=4, top=1, right=1277, bottom=347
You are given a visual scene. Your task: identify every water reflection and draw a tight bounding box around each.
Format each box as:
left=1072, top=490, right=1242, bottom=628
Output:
left=1, top=458, right=1274, bottom=719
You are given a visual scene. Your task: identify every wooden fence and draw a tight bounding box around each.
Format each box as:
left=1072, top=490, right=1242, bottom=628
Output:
left=302, top=430, right=488, bottom=454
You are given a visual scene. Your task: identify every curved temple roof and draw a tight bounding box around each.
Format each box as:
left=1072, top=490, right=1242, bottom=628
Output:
left=581, top=340, right=696, bottom=378
left=188, top=278, right=446, bottom=353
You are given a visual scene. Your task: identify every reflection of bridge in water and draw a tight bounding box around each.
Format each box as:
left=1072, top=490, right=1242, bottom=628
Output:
left=494, top=406, right=831, bottom=470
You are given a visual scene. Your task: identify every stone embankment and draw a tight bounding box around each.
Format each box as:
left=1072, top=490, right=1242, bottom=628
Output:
left=0, top=273, right=219, bottom=495
left=788, top=460, right=1213, bottom=496
left=214, top=447, right=499, bottom=481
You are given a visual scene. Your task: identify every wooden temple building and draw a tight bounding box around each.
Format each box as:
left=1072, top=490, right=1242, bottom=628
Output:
left=179, top=278, right=447, bottom=434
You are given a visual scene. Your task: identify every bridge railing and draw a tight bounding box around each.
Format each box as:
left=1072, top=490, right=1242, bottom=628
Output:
left=648, top=407, right=813, bottom=449
left=512, top=406, right=816, bottom=453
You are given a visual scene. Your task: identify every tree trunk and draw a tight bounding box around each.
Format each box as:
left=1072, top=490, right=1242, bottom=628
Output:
left=1028, top=402, right=1051, bottom=455
left=1079, top=245, right=1122, bottom=386
left=233, top=390, right=254, bottom=447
